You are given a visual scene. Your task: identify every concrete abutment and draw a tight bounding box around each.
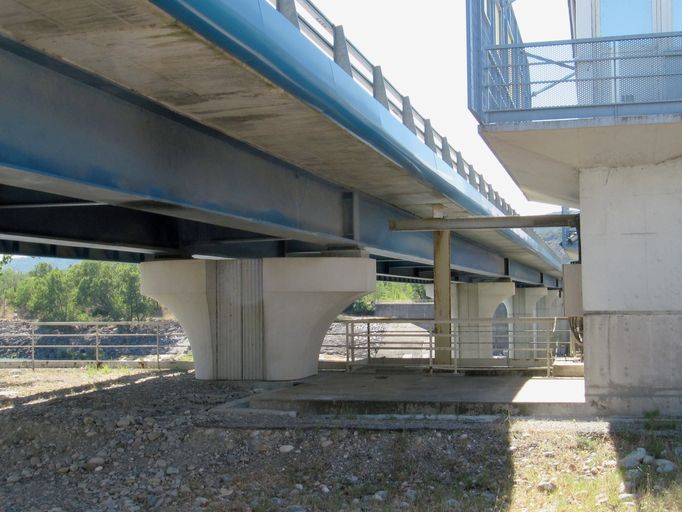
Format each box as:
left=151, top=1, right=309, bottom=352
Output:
left=141, top=258, right=375, bottom=381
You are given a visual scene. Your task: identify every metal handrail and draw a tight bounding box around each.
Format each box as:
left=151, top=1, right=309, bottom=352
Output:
left=321, top=317, right=573, bottom=373
left=0, top=321, right=186, bottom=370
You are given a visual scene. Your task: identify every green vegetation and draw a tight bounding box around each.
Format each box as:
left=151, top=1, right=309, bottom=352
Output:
left=0, top=261, right=160, bottom=322
left=345, top=282, right=427, bottom=315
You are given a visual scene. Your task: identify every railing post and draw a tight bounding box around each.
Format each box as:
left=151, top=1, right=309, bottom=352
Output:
left=423, top=119, right=437, bottom=151
left=95, top=325, right=100, bottom=368
left=546, top=323, right=551, bottom=377
left=455, top=151, right=467, bottom=178
left=350, top=320, right=355, bottom=365
left=31, top=323, right=35, bottom=372
left=402, top=96, right=416, bottom=134
left=428, top=330, right=433, bottom=369
left=344, top=321, right=350, bottom=372
left=468, top=167, right=478, bottom=187
left=156, top=324, right=161, bottom=370
left=276, top=0, right=300, bottom=29
left=366, top=321, right=371, bottom=363
left=440, top=136, right=454, bottom=167
left=372, top=66, right=389, bottom=109
left=333, top=25, right=353, bottom=76
left=478, top=174, right=487, bottom=195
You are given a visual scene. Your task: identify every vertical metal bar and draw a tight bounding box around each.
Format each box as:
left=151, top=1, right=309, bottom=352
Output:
left=428, top=330, right=433, bottom=369
left=95, top=325, right=100, bottom=368
left=344, top=321, right=350, bottom=372
left=545, top=326, right=552, bottom=377
left=31, top=323, right=35, bottom=372
left=156, top=324, right=161, bottom=371
left=350, top=321, right=355, bottom=365
left=366, top=321, right=371, bottom=363
left=433, top=230, right=452, bottom=365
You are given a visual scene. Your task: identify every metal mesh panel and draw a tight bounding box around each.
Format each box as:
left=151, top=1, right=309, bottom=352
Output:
left=483, top=33, right=682, bottom=114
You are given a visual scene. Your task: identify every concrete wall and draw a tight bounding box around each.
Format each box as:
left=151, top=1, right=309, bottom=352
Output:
left=580, top=160, right=682, bottom=414
left=374, top=302, right=434, bottom=319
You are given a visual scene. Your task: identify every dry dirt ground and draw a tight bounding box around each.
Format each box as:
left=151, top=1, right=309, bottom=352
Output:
left=0, top=368, right=680, bottom=512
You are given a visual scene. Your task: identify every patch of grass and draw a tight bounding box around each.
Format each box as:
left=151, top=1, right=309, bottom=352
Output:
left=176, top=353, right=194, bottom=362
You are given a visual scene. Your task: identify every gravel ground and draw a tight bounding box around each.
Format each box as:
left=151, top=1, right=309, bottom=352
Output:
left=1, top=368, right=681, bottom=512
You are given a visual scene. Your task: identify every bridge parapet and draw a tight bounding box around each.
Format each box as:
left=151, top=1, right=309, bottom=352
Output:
left=269, top=0, right=516, bottom=217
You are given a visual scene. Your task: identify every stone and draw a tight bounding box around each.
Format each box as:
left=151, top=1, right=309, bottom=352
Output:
left=618, top=448, right=647, bottom=469
left=674, top=446, right=682, bottom=458
left=625, top=469, right=641, bottom=482
left=147, top=431, right=162, bottom=442
left=85, top=456, right=105, bottom=470
left=619, top=493, right=635, bottom=502
left=166, top=467, right=179, bottom=475
left=319, top=484, right=330, bottom=493
left=279, top=445, right=295, bottom=454
left=116, top=416, right=133, bottom=428
left=655, top=459, right=677, bottom=474
left=373, top=490, right=388, bottom=501
left=321, top=440, right=333, bottom=448
left=286, top=506, right=307, bottom=512
left=537, top=480, right=556, bottom=493
left=194, top=497, right=208, bottom=507
left=642, top=455, right=655, bottom=465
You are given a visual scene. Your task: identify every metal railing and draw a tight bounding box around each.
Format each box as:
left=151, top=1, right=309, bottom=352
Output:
left=481, top=31, right=682, bottom=122
left=0, top=321, right=190, bottom=369
left=321, top=317, right=572, bottom=376
left=265, top=0, right=517, bottom=215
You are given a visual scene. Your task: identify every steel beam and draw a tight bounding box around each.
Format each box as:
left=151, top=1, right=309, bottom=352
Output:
left=390, top=214, right=580, bottom=232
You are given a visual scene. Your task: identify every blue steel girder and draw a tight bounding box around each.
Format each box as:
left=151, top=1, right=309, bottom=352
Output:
left=0, top=35, right=546, bottom=285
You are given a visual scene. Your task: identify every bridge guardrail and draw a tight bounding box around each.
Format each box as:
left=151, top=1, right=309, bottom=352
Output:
left=266, top=0, right=516, bottom=215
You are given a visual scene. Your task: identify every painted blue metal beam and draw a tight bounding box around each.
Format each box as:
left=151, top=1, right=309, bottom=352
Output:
left=150, top=0, right=563, bottom=273
left=0, top=36, right=548, bottom=282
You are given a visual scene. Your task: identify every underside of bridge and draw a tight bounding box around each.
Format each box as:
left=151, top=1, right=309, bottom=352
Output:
left=0, top=0, right=567, bottom=387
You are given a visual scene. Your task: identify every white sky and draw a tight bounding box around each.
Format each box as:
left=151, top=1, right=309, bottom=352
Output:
left=312, top=0, right=571, bottom=214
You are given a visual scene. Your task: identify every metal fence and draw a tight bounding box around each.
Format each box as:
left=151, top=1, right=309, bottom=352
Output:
left=0, top=321, right=189, bottom=369
left=321, top=317, right=572, bottom=376
left=482, top=32, right=682, bottom=122
left=264, top=0, right=517, bottom=215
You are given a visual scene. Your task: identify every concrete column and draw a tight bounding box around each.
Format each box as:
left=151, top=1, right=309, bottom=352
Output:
left=512, top=287, right=548, bottom=359
left=580, top=161, right=682, bottom=414
left=141, top=258, right=375, bottom=381
left=456, top=282, right=515, bottom=359
left=433, top=230, right=452, bottom=365
left=372, top=66, right=389, bottom=109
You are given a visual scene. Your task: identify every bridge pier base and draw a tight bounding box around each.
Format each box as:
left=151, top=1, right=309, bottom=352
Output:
left=140, top=258, right=375, bottom=381
left=581, top=162, right=682, bottom=415
left=456, top=282, right=516, bottom=359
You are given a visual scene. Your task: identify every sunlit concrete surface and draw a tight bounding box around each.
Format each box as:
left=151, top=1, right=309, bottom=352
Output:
left=250, top=374, right=588, bottom=417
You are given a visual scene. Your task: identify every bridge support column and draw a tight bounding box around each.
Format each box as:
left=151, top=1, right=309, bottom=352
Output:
left=513, top=287, right=548, bottom=359
left=141, top=258, right=375, bottom=381
left=581, top=162, right=682, bottom=415
left=456, top=282, right=515, bottom=359
left=433, top=230, right=453, bottom=365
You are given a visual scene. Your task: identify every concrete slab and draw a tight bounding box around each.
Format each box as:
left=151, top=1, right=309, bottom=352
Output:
left=250, top=374, right=590, bottom=418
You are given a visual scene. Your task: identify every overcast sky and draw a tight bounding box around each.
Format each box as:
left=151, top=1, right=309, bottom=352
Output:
left=312, top=0, right=571, bottom=214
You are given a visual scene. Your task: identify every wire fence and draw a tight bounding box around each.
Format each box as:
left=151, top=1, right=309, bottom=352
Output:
left=0, top=321, right=190, bottom=369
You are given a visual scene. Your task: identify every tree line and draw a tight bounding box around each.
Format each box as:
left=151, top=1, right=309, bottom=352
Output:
left=0, top=261, right=161, bottom=322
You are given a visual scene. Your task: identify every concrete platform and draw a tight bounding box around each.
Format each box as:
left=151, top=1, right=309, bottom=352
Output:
left=250, top=374, right=590, bottom=418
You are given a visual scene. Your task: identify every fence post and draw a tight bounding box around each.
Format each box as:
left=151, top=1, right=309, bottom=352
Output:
left=350, top=321, right=355, bottom=366
left=31, top=323, right=35, bottom=372
left=546, top=323, right=551, bottom=377
left=95, top=325, right=100, bottom=368
left=156, top=324, right=161, bottom=370
left=428, top=330, right=434, bottom=370
left=344, top=321, right=350, bottom=372
left=366, top=321, right=371, bottom=363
